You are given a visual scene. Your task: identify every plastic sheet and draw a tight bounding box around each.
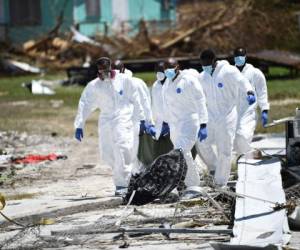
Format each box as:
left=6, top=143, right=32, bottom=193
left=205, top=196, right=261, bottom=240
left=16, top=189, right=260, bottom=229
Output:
left=231, top=155, right=291, bottom=246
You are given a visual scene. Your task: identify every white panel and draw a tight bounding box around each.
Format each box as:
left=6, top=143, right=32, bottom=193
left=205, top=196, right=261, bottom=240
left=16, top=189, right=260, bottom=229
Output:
left=111, top=0, right=129, bottom=32
left=231, top=156, right=291, bottom=246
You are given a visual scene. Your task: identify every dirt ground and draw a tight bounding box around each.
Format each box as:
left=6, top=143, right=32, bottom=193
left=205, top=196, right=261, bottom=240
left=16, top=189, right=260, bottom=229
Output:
left=0, top=74, right=300, bottom=248
left=0, top=132, right=300, bottom=249
left=0, top=132, right=233, bottom=249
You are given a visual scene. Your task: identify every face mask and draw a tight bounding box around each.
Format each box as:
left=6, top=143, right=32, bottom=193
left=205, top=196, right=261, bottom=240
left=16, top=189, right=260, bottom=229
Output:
left=156, top=72, right=165, bottom=81
left=234, top=56, right=246, bottom=67
left=98, top=69, right=111, bottom=80
left=202, top=65, right=213, bottom=75
left=164, top=68, right=176, bottom=80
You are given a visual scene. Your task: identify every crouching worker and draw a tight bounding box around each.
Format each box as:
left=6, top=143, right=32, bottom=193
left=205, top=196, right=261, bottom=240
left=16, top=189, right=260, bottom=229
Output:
left=74, top=57, right=149, bottom=196
left=162, top=58, right=208, bottom=200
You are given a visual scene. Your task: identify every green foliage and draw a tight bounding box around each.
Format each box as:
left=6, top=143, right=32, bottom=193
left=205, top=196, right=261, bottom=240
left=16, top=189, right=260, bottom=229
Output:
left=134, top=72, right=156, bottom=86
left=268, top=78, right=300, bottom=100
left=0, top=73, right=83, bottom=106
left=0, top=72, right=300, bottom=135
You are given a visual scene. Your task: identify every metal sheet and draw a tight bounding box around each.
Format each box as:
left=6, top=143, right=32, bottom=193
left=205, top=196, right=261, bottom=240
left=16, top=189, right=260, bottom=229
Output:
left=249, top=50, right=300, bottom=68
left=231, top=156, right=291, bottom=246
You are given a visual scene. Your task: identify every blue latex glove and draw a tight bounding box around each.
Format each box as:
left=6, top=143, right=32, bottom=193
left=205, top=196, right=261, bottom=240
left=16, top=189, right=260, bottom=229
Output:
left=139, top=120, right=146, bottom=135
left=198, top=124, right=207, bottom=142
left=261, top=110, right=268, bottom=127
left=146, top=124, right=156, bottom=137
left=75, top=128, right=83, bottom=141
left=247, top=93, right=256, bottom=105
left=160, top=122, right=170, bottom=137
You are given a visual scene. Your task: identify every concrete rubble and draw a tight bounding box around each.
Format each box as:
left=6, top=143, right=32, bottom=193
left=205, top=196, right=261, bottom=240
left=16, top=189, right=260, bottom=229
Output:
left=0, top=132, right=299, bottom=249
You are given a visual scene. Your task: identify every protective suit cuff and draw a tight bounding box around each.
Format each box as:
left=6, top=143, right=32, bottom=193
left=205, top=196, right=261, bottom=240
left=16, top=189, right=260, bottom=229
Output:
left=74, top=122, right=84, bottom=129
left=261, top=105, right=270, bottom=112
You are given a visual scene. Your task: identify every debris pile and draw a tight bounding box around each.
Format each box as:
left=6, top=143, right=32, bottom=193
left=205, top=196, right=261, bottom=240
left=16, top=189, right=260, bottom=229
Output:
left=1, top=0, right=300, bottom=72
left=0, top=131, right=69, bottom=187
left=0, top=191, right=234, bottom=249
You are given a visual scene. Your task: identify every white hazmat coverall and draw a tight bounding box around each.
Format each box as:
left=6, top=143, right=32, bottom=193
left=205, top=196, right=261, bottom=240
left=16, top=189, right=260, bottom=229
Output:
left=74, top=72, right=145, bottom=187
left=151, top=69, right=198, bottom=139
left=182, top=68, right=200, bottom=78
left=124, top=68, right=133, bottom=77
left=117, top=70, right=153, bottom=170
left=131, top=77, right=153, bottom=171
left=152, top=79, right=166, bottom=139
left=162, top=72, right=208, bottom=190
left=196, top=60, right=253, bottom=186
left=234, top=63, right=270, bottom=154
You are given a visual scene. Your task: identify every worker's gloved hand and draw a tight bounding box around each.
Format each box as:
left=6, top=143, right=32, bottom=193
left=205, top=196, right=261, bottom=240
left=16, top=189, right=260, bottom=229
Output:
left=139, top=120, right=147, bottom=135
left=160, top=122, right=170, bottom=137
left=75, top=128, right=83, bottom=141
left=261, top=110, right=268, bottom=127
left=198, top=124, right=207, bottom=142
left=247, top=92, right=256, bottom=105
left=146, top=124, right=156, bottom=137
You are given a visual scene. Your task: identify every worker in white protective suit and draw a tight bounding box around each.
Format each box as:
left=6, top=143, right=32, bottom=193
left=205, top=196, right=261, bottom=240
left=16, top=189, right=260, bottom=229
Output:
left=196, top=49, right=255, bottom=187
left=152, top=66, right=200, bottom=139
left=152, top=66, right=200, bottom=142
left=112, top=60, right=154, bottom=172
left=233, top=47, right=270, bottom=155
left=182, top=68, right=200, bottom=78
left=162, top=58, right=209, bottom=199
left=112, top=59, right=133, bottom=77
left=74, top=57, right=154, bottom=196
left=152, top=62, right=171, bottom=139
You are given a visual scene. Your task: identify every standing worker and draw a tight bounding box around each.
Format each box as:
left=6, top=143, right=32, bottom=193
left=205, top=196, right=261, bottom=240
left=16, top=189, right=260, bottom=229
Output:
left=152, top=62, right=170, bottom=139
left=112, top=59, right=133, bottom=77
left=233, top=47, right=270, bottom=155
left=196, top=49, right=255, bottom=187
left=112, top=60, right=155, bottom=170
left=74, top=57, right=149, bottom=196
left=162, top=58, right=208, bottom=199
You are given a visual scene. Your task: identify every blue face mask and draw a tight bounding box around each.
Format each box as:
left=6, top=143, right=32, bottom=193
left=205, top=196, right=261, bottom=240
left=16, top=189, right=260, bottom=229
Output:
left=164, top=68, right=176, bottom=80
left=234, top=56, right=246, bottom=67
left=202, top=65, right=213, bottom=75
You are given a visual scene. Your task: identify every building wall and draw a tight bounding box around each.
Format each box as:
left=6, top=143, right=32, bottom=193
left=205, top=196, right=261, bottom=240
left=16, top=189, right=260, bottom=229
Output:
left=2, top=0, right=176, bottom=43
left=74, top=0, right=112, bottom=37
left=127, top=0, right=176, bottom=34
left=4, top=0, right=73, bottom=44
left=74, top=0, right=176, bottom=37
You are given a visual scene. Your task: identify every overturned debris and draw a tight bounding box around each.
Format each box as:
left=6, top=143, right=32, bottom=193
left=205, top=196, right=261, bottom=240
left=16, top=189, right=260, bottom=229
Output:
left=231, top=155, right=291, bottom=246
left=125, top=149, right=187, bottom=206
left=0, top=58, right=42, bottom=75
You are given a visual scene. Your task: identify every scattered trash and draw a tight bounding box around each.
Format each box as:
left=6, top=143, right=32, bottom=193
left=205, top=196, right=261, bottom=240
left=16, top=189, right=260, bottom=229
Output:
left=7, top=59, right=41, bottom=74
left=12, top=153, right=67, bottom=164
left=0, top=155, right=12, bottom=165
left=0, top=58, right=42, bottom=75
left=22, top=80, right=55, bottom=95
left=50, top=100, right=64, bottom=108
left=70, top=26, right=101, bottom=47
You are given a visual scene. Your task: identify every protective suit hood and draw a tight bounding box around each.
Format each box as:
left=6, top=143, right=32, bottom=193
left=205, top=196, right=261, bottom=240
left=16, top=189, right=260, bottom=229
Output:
left=213, top=60, right=230, bottom=75
left=241, top=63, right=254, bottom=73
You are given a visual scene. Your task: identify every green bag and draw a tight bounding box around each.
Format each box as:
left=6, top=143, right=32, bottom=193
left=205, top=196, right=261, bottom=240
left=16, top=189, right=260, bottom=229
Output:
left=137, top=134, right=173, bottom=166
left=137, top=134, right=198, bottom=166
